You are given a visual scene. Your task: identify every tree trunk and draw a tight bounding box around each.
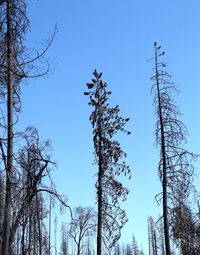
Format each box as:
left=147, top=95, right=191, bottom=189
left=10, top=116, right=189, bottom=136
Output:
left=97, top=160, right=103, bottom=255
left=155, top=47, right=171, bottom=255
left=28, top=213, right=32, bottom=255
left=153, top=229, right=158, bottom=255
left=77, top=241, right=81, bottom=255
left=21, top=223, right=26, bottom=255
left=36, top=194, right=42, bottom=255
left=2, top=0, right=13, bottom=254
left=97, top=86, right=103, bottom=255
left=49, top=195, right=52, bottom=255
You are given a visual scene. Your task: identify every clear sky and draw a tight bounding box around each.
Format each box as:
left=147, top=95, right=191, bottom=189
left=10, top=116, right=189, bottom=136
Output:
left=18, top=1, right=200, bottom=253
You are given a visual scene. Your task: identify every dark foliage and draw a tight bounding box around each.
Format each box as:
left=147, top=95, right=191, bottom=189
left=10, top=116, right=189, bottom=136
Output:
left=85, top=70, right=131, bottom=254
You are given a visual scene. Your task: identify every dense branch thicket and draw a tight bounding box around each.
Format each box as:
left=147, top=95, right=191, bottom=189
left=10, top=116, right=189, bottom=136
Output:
left=151, top=42, right=197, bottom=255
left=85, top=70, right=131, bottom=255
left=172, top=202, right=200, bottom=254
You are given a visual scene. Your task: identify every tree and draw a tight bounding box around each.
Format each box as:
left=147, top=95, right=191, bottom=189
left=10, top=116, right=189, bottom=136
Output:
left=172, top=202, right=200, bottom=254
left=114, top=242, right=121, bottom=255
left=60, top=223, right=69, bottom=255
left=84, top=233, right=94, bottom=255
left=132, top=234, right=140, bottom=255
left=0, top=173, right=4, bottom=251
left=125, top=244, right=133, bottom=255
left=0, top=1, right=58, bottom=253
left=147, top=217, right=158, bottom=255
left=85, top=70, right=131, bottom=255
left=54, top=215, right=58, bottom=255
left=69, top=207, right=96, bottom=255
left=9, top=127, right=54, bottom=253
left=151, top=42, right=197, bottom=255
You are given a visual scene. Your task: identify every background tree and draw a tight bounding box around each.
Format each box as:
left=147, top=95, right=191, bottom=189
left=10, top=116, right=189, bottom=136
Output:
left=132, top=233, right=140, bottom=255
left=171, top=202, right=200, bottom=254
left=147, top=217, right=158, bottom=255
left=85, top=70, right=131, bottom=255
left=114, top=242, right=121, bottom=255
left=9, top=127, right=55, bottom=254
left=151, top=42, right=197, bottom=255
left=60, top=223, right=69, bottom=255
left=125, top=244, right=133, bottom=255
left=69, top=207, right=96, bottom=255
left=54, top=215, right=58, bottom=255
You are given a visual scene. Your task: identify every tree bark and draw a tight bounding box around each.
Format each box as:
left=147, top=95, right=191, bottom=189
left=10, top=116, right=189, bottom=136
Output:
left=155, top=47, right=171, bottom=255
left=77, top=241, right=81, bottom=255
left=49, top=195, right=51, bottom=255
left=36, top=194, right=42, bottom=255
left=97, top=157, right=103, bottom=255
left=97, top=85, right=103, bottom=255
left=2, top=0, right=13, bottom=254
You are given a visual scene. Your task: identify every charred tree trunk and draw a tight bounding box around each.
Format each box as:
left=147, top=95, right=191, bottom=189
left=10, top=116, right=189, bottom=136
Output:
left=97, top=84, right=103, bottom=255
left=97, top=148, right=103, bottom=255
left=36, top=194, right=42, bottom=255
left=2, top=0, right=13, bottom=254
left=28, top=213, right=32, bottom=255
left=77, top=241, right=81, bottom=255
left=21, top=222, right=26, bottom=255
left=154, top=45, right=171, bottom=255
left=49, top=195, right=52, bottom=255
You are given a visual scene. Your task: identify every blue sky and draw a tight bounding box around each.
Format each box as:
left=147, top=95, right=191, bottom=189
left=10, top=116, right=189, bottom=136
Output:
left=18, top=1, right=200, bottom=253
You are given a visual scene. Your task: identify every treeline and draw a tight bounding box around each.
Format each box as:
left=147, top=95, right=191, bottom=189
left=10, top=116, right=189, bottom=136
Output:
left=0, top=1, right=200, bottom=255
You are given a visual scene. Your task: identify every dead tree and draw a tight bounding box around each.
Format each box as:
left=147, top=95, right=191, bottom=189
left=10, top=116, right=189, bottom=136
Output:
left=69, top=207, right=96, bottom=255
left=10, top=127, right=72, bottom=254
left=171, top=202, right=200, bottom=254
left=60, top=223, right=70, bottom=255
left=9, top=127, right=54, bottom=252
left=0, top=0, right=56, bottom=253
left=85, top=70, right=131, bottom=255
left=148, top=217, right=158, bottom=255
left=151, top=42, right=197, bottom=255
left=132, top=233, right=140, bottom=255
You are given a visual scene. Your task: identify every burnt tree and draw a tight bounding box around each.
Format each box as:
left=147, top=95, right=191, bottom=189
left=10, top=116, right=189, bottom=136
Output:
left=85, top=70, right=131, bottom=255
left=0, top=1, right=58, bottom=254
left=151, top=43, right=197, bottom=255
left=69, top=207, right=96, bottom=255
